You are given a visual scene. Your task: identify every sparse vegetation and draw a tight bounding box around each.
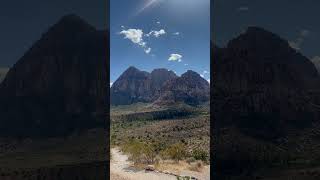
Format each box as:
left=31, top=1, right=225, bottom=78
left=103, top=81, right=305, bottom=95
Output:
left=111, top=102, right=210, bottom=172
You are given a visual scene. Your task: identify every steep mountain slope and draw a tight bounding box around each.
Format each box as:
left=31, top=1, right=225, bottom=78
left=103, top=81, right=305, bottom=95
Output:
left=110, top=67, right=177, bottom=105
left=0, top=14, right=108, bottom=137
left=213, top=27, right=320, bottom=138
left=156, top=70, right=210, bottom=105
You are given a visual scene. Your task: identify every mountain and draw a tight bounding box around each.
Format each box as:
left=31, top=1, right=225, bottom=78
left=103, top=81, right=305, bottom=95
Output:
left=0, top=14, right=108, bottom=137
left=111, top=67, right=209, bottom=106
left=155, top=70, right=210, bottom=105
left=213, top=26, right=320, bottom=138
left=110, top=67, right=177, bottom=105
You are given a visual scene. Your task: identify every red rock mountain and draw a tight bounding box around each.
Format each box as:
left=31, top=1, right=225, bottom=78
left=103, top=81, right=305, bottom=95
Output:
left=111, top=67, right=210, bottom=106
left=0, top=14, right=108, bottom=137
left=213, top=27, right=320, bottom=138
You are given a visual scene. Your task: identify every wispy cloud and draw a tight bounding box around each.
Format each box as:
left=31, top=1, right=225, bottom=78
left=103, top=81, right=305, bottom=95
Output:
left=238, top=6, right=249, bottom=11
left=168, top=54, right=183, bottom=62
left=119, top=28, right=151, bottom=54
left=289, top=29, right=310, bottom=50
left=145, top=48, right=151, bottom=54
left=146, top=29, right=166, bottom=38
left=173, top=32, right=180, bottom=35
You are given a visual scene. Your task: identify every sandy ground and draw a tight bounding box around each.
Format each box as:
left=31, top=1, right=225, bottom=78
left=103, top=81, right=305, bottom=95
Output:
left=110, top=148, right=210, bottom=180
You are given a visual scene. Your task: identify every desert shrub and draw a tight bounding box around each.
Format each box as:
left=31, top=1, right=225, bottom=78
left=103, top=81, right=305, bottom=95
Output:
left=161, top=143, right=187, bottom=161
left=192, top=148, right=209, bottom=163
left=122, top=139, right=145, bottom=164
left=122, top=139, right=158, bottom=164
left=186, top=157, right=196, bottom=164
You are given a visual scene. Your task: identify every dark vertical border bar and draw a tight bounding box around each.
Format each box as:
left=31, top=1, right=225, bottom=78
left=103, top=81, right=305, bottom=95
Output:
left=106, top=0, right=111, bottom=179
left=210, top=0, right=214, bottom=179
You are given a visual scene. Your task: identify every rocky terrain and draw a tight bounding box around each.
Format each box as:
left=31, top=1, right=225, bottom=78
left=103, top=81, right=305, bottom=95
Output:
left=212, top=27, right=320, bottom=179
left=0, top=14, right=108, bottom=137
left=111, top=67, right=210, bottom=106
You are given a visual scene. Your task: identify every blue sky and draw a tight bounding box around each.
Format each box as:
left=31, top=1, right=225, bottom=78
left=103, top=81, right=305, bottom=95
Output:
left=110, top=0, right=210, bottom=83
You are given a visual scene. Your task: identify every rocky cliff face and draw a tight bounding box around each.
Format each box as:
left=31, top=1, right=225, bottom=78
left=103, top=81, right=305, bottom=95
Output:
left=110, top=67, right=177, bottom=105
left=213, top=27, right=320, bottom=138
left=0, top=14, right=108, bottom=137
left=156, top=70, right=210, bottom=105
left=111, top=67, right=210, bottom=106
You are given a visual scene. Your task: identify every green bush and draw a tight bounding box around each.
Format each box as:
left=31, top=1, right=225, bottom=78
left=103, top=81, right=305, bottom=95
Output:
left=192, top=148, right=209, bottom=163
left=162, top=143, right=187, bottom=162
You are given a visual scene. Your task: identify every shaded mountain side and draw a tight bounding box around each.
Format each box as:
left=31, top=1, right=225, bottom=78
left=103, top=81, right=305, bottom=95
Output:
left=155, top=70, right=210, bottom=106
left=0, top=14, right=108, bottom=137
left=212, top=27, right=320, bottom=139
left=110, top=67, right=177, bottom=105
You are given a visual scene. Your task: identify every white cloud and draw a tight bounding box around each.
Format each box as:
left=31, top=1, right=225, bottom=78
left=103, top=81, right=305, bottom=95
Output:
left=110, top=82, right=113, bottom=87
left=203, top=70, right=209, bottom=74
left=120, top=28, right=153, bottom=54
left=207, top=79, right=210, bottom=83
left=238, top=6, right=249, bottom=11
left=145, top=48, right=151, bottom=54
left=173, top=32, right=180, bottom=35
left=289, top=29, right=310, bottom=50
left=168, top=54, right=183, bottom=62
left=311, top=56, right=320, bottom=73
left=311, top=56, right=320, bottom=63
left=184, top=63, right=188, bottom=66
left=121, top=25, right=125, bottom=29
left=301, top=30, right=310, bottom=37
left=200, top=74, right=205, bottom=78
left=146, top=29, right=166, bottom=38
left=157, top=21, right=161, bottom=24
left=120, top=29, right=145, bottom=46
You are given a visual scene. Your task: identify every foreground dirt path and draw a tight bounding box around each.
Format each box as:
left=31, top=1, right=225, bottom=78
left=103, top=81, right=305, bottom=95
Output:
left=110, top=148, right=210, bottom=180
left=110, top=148, right=176, bottom=180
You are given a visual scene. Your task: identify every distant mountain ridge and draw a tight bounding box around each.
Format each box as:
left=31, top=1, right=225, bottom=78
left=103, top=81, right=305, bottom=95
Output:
left=111, top=67, right=210, bottom=106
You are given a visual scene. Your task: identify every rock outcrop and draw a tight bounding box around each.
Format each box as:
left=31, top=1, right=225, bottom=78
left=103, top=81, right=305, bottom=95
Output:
left=110, top=67, right=177, bottom=105
left=0, top=14, right=108, bottom=137
left=111, top=67, right=210, bottom=106
left=156, top=70, right=210, bottom=105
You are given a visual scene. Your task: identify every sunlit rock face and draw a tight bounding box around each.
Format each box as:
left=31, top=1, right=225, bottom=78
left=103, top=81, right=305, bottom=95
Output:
left=111, top=66, right=210, bottom=106
left=155, top=70, right=210, bottom=106
left=110, top=66, right=178, bottom=105
left=0, top=14, right=108, bottom=137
